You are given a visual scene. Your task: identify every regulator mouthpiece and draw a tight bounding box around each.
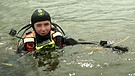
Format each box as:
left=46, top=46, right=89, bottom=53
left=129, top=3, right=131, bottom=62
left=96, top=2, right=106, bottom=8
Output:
left=9, top=29, right=17, bottom=36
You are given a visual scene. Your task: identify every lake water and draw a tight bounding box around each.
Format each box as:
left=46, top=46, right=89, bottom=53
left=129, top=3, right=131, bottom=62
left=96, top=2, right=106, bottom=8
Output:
left=0, top=0, right=135, bottom=76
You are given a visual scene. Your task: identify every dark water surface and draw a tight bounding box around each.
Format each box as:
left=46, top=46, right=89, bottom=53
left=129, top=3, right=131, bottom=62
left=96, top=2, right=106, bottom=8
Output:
left=0, top=0, right=135, bottom=76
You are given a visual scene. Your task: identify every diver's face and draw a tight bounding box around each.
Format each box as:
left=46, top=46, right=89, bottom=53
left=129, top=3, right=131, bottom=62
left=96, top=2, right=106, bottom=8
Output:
left=34, top=20, right=51, bottom=36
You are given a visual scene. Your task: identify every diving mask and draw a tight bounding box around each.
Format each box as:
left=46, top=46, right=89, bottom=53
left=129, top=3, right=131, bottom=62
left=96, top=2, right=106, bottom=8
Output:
left=36, top=40, right=55, bottom=51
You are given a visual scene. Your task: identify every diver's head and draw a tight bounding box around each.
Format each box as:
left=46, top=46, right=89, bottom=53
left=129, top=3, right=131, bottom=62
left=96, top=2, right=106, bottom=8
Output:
left=31, top=9, right=51, bottom=36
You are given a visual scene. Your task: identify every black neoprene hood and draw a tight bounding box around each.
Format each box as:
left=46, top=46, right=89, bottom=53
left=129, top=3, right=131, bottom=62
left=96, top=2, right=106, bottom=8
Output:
left=31, top=9, right=51, bottom=27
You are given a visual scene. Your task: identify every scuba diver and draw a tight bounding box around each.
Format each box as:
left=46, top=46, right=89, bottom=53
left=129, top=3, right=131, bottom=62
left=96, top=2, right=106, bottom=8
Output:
left=9, top=8, right=129, bottom=55
left=16, top=8, right=77, bottom=55
left=8, top=8, right=129, bottom=71
left=9, top=8, right=78, bottom=70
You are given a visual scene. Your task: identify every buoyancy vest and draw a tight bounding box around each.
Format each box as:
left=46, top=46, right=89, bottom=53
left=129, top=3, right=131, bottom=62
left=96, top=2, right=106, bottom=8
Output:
left=23, top=31, right=55, bottom=52
left=24, top=31, right=35, bottom=38
left=23, top=31, right=35, bottom=52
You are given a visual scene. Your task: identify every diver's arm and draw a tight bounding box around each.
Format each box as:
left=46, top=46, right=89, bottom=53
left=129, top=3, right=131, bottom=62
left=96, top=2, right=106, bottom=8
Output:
left=52, top=32, right=78, bottom=48
left=17, top=44, right=28, bottom=56
left=63, top=36, right=78, bottom=46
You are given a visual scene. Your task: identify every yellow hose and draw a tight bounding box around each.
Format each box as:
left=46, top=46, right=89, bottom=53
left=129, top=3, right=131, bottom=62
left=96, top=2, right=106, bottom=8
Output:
left=2, top=63, right=13, bottom=66
left=85, top=36, right=130, bottom=51
left=113, top=36, right=130, bottom=45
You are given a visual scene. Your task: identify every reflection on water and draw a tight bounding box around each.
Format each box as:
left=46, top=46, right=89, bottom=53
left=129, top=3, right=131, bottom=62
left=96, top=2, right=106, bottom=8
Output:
left=0, top=51, right=61, bottom=76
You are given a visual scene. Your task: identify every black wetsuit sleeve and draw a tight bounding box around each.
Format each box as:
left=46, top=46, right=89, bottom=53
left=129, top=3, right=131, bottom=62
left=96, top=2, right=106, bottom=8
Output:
left=17, top=44, right=28, bottom=55
left=63, top=37, right=78, bottom=46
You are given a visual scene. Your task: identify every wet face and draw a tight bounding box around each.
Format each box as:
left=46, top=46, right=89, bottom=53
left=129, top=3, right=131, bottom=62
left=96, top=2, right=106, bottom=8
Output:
left=34, top=21, right=51, bottom=36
